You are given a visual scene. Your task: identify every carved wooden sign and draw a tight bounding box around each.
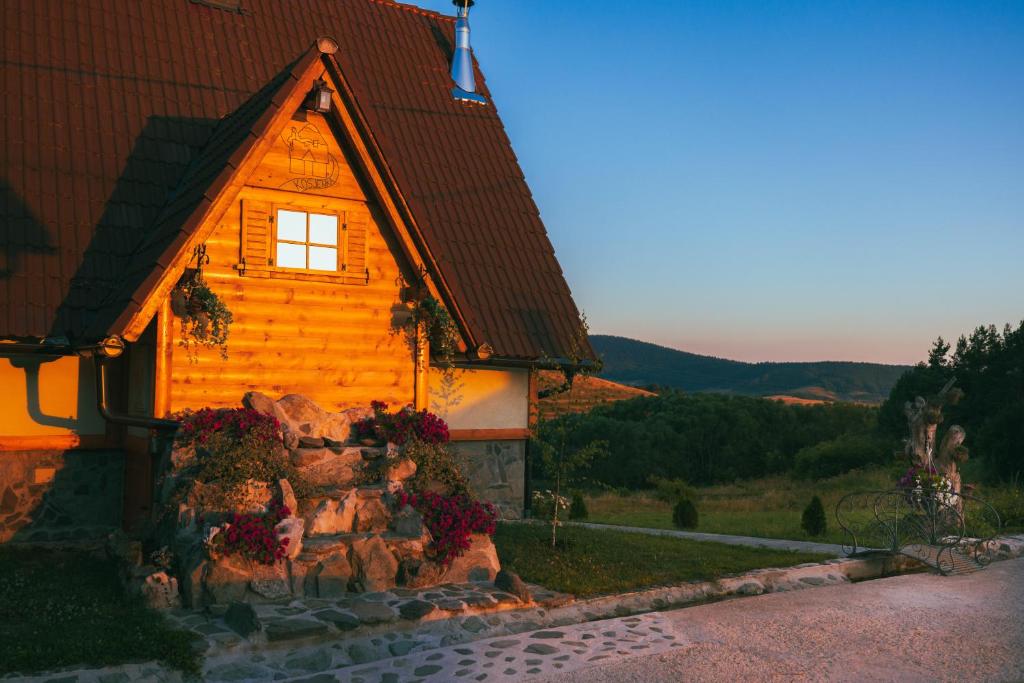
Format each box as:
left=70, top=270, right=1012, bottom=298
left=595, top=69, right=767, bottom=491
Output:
left=246, top=113, right=366, bottom=200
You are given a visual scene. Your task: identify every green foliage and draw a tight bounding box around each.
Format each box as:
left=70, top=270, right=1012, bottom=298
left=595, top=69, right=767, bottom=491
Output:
left=536, top=392, right=879, bottom=488
left=792, top=432, right=893, bottom=480
left=672, top=498, right=699, bottom=529
left=591, top=335, right=910, bottom=403
left=0, top=547, right=201, bottom=676
left=175, top=408, right=306, bottom=510
left=801, top=496, right=827, bottom=536
left=879, top=321, right=1024, bottom=482
left=569, top=491, right=589, bottom=520
left=493, top=523, right=829, bottom=598
left=403, top=437, right=470, bottom=497
left=405, top=296, right=460, bottom=365
left=175, top=275, right=233, bottom=362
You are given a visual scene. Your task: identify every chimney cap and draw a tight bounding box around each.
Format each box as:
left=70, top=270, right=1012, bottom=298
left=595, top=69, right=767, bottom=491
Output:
left=316, top=36, right=339, bottom=55
left=452, top=0, right=476, bottom=7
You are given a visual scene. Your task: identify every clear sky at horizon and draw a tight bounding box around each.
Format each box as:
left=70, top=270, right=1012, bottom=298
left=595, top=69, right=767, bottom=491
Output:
left=411, top=0, right=1023, bottom=365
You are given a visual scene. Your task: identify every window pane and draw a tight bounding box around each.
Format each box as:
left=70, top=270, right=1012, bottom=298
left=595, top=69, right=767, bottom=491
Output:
left=309, top=214, right=338, bottom=246
left=276, top=241, right=306, bottom=269
left=308, top=246, right=338, bottom=271
left=277, top=209, right=307, bottom=242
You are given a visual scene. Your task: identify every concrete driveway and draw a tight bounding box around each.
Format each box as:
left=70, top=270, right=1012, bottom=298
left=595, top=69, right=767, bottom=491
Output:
left=536, top=557, right=1024, bottom=683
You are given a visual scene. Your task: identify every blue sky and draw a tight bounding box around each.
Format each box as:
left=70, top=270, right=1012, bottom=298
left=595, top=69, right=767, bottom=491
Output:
left=411, top=0, right=1024, bottom=364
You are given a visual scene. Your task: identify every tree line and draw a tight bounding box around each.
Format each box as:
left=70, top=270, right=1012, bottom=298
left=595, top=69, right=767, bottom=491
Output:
left=537, top=320, right=1023, bottom=488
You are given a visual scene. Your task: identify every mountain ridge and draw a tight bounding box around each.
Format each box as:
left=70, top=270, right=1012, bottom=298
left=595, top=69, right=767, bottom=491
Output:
left=590, top=334, right=912, bottom=403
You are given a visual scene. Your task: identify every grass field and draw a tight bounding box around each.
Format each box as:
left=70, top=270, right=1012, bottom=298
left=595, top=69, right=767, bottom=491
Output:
left=0, top=547, right=200, bottom=676
left=494, top=523, right=829, bottom=597
left=583, top=468, right=1024, bottom=545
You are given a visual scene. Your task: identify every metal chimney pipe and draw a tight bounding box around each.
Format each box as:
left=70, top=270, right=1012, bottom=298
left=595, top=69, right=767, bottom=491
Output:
left=451, top=1, right=486, bottom=104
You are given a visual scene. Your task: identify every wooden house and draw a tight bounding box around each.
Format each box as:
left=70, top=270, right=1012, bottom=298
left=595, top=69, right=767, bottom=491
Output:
left=0, top=0, right=592, bottom=542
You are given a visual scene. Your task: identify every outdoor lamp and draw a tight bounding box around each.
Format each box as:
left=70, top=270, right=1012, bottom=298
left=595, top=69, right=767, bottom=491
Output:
left=310, top=78, right=333, bottom=113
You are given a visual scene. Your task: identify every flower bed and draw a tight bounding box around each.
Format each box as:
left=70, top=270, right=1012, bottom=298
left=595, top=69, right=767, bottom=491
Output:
left=396, top=489, right=497, bottom=565
left=216, top=500, right=291, bottom=565
left=355, top=401, right=449, bottom=445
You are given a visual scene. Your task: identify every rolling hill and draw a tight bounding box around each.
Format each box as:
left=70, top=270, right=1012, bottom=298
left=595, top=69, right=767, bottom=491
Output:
left=590, top=335, right=911, bottom=404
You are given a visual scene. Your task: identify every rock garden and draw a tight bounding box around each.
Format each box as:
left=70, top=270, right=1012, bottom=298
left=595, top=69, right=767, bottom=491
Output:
left=127, top=394, right=508, bottom=612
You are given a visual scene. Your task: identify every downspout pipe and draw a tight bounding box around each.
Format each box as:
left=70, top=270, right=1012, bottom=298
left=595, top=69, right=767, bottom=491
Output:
left=94, top=355, right=180, bottom=431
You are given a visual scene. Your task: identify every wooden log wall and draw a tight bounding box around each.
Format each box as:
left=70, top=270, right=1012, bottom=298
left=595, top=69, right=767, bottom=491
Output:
left=167, top=185, right=416, bottom=413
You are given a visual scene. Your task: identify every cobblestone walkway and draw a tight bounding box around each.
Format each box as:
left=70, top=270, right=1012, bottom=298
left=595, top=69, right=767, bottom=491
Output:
left=284, top=612, right=684, bottom=682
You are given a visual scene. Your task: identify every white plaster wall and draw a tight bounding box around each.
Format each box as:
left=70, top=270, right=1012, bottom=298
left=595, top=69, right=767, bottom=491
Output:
left=428, top=367, right=529, bottom=430
left=0, top=354, right=106, bottom=438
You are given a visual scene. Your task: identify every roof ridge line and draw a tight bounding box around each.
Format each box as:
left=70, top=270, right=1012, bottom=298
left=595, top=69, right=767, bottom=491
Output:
left=366, top=0, right=455, bottom=23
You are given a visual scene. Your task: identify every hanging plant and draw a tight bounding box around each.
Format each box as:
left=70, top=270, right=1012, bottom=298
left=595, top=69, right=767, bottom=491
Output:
left=173, top=273, right=233, bottom=362
left=405, top=296, right=460, bottom=366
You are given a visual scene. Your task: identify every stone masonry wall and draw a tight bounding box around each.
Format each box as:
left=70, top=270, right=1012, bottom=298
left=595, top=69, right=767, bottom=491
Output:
left=0, top=449, right=124, bottom=543
left=454, top=440, right=525, bottom=520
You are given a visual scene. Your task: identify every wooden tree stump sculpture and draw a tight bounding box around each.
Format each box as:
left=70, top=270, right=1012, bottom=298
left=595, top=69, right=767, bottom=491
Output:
left=903, top=378, right=968, bottom=502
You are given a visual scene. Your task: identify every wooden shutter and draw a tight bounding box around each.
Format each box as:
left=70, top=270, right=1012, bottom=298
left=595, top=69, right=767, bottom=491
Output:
left=342, top=209, right=369, bottom=285
left=239, top=199, right=271, bottom=276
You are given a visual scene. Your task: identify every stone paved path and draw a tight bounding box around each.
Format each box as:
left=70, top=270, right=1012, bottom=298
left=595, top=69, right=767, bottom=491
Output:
left=538, top=556, right=1024, bottom=683
left=560, top=521, right=849, bottom=556
left=282, top=612, right=684, bottom=682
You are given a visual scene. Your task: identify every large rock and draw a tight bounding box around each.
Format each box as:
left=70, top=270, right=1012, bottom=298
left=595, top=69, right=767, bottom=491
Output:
left=316, top=556, right=353, bottom=598
left=292, top=447, right=363, bottom=487
left=250, top=561, right=291, bottom=600
left=275, top=517, right=304, bottom=559
left=354, top=496, right=391, bottom=533
left=225, top=601, right=261, bottom=637
left=351, top=535, right=399, bottom=592
left=140, top=571, right=181, bottom=609
left=439, top=534, right=501, bottom=583
left=242, top=391, right=277, bottom=418
left=275, top=394, right=352, bottom=444
left=306, top=495, right=356, bottom=536
left=278, top=478, right=298, bottom=514
left=494, top=569, right=532, bottom=602
left=205, top=557, right=251, bottom=604
left=390, top=505, right=424, bottom=537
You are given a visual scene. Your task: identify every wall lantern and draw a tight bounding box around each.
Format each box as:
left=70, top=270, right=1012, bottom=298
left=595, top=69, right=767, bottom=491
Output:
left=98, top=335, right=126, bottom=358
left=308, top=78, right=334, bottom=113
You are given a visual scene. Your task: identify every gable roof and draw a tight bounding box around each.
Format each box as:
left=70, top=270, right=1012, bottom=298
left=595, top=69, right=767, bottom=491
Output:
left=0, top=0, right=592, bottom=362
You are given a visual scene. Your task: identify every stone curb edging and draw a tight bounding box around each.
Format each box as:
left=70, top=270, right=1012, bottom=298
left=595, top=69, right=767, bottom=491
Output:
left=11, top=535, right=1024, bottom=682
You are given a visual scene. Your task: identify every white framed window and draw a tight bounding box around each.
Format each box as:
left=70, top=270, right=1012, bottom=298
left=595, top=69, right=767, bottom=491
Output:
left=274, top=208, right=339, bottom=272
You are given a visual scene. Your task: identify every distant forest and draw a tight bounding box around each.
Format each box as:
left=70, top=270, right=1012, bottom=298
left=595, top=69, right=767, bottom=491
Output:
left=591, top=335, right=910, bottom=403
left=538, top=322, right=1023, bottom=488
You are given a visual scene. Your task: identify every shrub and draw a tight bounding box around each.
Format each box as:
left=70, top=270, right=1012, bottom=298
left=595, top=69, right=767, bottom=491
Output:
left=355, top=401, right=450, bottom=445
left=569, top=492, right=589, bottom=520
left=395, top=489, right=497, bottom=565
left=801, top=496, right=827, bottom=536
left=175, top=407, right=305, bottom=509
left=218, top=500, right=291, bottom=565
left=672, top=498, right=699, bottom=529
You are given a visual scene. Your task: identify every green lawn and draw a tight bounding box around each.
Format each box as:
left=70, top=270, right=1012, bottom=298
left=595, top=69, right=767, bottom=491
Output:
left=583, top=468, right=1024, bottom=545
left=0, top=547, right=201, bottom=677
left=493, top=522, right=829, bottom=597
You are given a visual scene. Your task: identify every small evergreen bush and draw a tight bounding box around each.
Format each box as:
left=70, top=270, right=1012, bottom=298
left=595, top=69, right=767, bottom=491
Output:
left=672, top=498, right=699, bottom=529
left=801, top=495, right=827, bottom=536
left=569, top=492, right=588, bottom=520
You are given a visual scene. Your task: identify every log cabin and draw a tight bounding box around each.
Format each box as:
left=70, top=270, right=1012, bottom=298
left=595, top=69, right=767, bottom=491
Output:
left=0, top=0, right=594, bottom=542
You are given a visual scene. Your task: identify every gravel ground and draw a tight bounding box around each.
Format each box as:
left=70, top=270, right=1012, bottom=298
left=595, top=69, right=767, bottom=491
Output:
left=535, top=557, right=1024, bottom=683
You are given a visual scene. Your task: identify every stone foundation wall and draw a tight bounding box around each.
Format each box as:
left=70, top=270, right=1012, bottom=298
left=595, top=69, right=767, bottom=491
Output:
left=454, top=440, right=525, bottom=520
left=0, top=449, right=124, bottom=543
